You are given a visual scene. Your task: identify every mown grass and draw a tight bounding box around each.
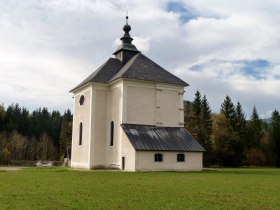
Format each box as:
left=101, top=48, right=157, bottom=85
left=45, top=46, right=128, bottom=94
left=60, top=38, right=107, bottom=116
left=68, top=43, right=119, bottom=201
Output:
left=0, top=167, right=280, bottom=209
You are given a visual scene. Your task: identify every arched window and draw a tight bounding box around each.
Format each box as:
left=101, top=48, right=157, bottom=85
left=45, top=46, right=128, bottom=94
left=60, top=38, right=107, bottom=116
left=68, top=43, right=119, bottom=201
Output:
left=79, top=95, right=85, bottom=106
left=154, top=153, right=163, bottom=162
left=110, top=121, right=114, bottom=146
left=177, top=153, right=185, bottom=162
left=79, top=122, right=83, bottom=145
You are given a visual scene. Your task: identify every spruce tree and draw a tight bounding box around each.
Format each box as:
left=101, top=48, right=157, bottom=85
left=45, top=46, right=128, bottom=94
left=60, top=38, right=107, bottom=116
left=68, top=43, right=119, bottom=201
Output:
left=269, top=110, right=280, bottom=167
left=247, top=106, right=262, bottom=148
left=0, top=104, right=4, bottom=131
left=220, top=95, right=236, bottom=128
left=59, top=110, right=73, bottom=158
left=235, top=101, right=247, bottom=136
left=201, top=95, right=213, bottom=165
left=232, top=101, right=247, bottom=165
left=217, top=97, right=245, bottom=166
left=193, top=90, right=202, bottom=116
left=192, top=91, right=202, bottom=140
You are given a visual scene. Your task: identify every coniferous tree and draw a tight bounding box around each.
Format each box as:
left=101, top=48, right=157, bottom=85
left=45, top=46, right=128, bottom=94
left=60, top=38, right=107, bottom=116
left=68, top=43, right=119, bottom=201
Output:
left=212, top=113, right=239, bottom=166
left=59, top=109, right=73, bottom=158
left=193, top=91, right=202, bottom=116
left=233, top=101, right=247, bottom=165
left=0, top=103, right=73, bottom=163
left=247, top=106, right=262, bottom=148
left=184, top=101, right=194, bottom=132
left=49, top=111, right=62, bottom=159
left=245, top=106, right=265, bottom=165
left=201, top=95, right=213, bottom=165
left=0, top=104, right=5, bottom=131
left=235, top=101, right=247, bottom=135
left=213, top=97, right=246, bottom=166
left=192, top=91, right=202, bottom=140
left=269, top=110, right=280, bottom=167
left=220, top=95, right=236, bottom=128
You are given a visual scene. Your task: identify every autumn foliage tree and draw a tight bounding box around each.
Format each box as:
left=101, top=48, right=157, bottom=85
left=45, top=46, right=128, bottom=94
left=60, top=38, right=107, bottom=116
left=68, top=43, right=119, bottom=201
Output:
left=0, top=103, right=72, bottom=164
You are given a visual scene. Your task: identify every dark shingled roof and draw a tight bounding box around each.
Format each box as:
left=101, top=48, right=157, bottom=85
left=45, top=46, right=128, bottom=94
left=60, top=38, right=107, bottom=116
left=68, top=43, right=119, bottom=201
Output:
left=70, top=58, right=122, bottom=91
left=109, top=54, right=188, bottom=86
left=71, top=53, right=188, bottom=92
left=121, top=124, right=205, bottom=152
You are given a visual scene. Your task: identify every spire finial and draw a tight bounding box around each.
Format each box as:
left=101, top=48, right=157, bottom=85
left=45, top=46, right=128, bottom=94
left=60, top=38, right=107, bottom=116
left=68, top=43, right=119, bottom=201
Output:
left=123, top=12, right=131, bottom=34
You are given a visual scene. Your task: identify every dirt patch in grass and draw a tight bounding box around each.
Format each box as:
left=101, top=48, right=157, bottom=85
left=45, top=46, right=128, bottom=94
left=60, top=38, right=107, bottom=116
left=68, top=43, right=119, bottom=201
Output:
left=0, top=167, right=26, bottom=172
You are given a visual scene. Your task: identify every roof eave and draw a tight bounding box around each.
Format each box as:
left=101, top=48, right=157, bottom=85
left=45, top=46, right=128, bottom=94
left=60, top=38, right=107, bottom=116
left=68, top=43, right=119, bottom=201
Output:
left=110, top=76, right=189, bottom=87
left=135, top=149, right=205, bottom=152
left=69, top=82, right=93, bottom=94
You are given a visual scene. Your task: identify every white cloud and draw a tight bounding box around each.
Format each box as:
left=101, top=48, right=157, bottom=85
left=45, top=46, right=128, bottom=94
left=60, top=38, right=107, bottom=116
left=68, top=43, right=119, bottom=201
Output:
left=0, top=0, right=280, bottom=118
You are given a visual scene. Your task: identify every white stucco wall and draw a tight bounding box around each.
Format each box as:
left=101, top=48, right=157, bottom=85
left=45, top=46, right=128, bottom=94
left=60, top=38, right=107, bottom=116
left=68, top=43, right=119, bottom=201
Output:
left=70, top=79, right=193, bottom=171
left=124, top=81, right=185, bottom=127
left=108, top=82, right=123, bottom=168
left=71, top=86, right=92, bottom=169
left=136, top=151, right=203, bottom=171
left=91, top=88, right=108, bottom=168
left=121, top=130, right=136, bottom=171
left=125, top=84, right=156, bottom=125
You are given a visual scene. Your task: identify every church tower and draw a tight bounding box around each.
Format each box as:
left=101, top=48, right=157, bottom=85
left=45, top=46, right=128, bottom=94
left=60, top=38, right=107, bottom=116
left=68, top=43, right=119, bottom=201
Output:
left=113, top=16, right=140, bottom=64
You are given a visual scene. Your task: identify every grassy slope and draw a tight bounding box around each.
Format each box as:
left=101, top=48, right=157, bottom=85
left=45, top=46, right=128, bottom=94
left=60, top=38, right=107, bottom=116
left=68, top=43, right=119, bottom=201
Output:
left=0, top=168, right=280, bottom=209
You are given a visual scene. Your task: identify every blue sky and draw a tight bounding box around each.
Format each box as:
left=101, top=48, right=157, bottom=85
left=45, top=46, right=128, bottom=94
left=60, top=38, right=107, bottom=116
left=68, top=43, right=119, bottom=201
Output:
left=0, top=0, right=280, bottom=118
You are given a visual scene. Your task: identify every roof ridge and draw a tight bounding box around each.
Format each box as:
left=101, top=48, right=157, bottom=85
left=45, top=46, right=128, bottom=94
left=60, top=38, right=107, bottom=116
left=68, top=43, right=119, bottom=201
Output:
left=108, top=53, right=140, bottom=83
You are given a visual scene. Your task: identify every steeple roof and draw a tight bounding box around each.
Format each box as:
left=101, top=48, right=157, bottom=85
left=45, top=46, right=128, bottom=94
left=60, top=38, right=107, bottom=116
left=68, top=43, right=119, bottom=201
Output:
left=113, top=15, right=139, bottom=55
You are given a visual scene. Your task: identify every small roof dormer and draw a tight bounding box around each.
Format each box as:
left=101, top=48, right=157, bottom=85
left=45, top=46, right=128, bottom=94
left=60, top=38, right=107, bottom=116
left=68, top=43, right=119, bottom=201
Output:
left=113, top=15, right=140, bottom=64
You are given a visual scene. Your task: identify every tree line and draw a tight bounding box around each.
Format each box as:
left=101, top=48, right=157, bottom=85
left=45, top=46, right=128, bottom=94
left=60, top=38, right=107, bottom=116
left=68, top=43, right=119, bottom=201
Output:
left=185, top=91, right=280, bottom=167
left=0, top=103, right=72, bottom=164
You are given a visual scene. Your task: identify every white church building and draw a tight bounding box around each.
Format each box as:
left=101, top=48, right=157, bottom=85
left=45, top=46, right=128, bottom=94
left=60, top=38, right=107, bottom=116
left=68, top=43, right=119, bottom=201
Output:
left=70, top=17, right=205, bottom=171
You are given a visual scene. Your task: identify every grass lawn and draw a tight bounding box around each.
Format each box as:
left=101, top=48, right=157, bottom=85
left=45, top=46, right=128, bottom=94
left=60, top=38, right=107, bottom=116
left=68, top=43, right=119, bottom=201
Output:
left=0, top=167, right=280, bottom=209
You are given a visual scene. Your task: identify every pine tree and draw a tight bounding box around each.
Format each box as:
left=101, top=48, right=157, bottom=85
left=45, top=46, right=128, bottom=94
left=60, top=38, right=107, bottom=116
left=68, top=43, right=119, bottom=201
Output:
left=201, top=95, right=213, bottom=165
left=59, top=110, right=73, bottom=158
left=247, top=106, right=262, bottom=147
left=192, top=91, right=202, bottom=140
left=269, top=110, right=280, bottom=167
left=193, top=91, right=202, bottom=116
left=220, top=95, right=236, bottom=128
left=235, top=101, right=247, bottom=135
left=245, top=106, right=265, bottom=165
left=0, top=104, right=5, bottom=131
left=184, top=91, right=213, bottom=165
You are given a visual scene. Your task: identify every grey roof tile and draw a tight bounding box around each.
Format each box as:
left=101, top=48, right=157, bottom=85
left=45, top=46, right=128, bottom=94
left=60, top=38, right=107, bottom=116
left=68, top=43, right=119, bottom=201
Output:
left=109, top=54, right=189, bottom=86
left=71, top=53, right=189, bottom=92
left=121, top=124, right=205, bottom=152
left=70, top=58, right=122, bottom=92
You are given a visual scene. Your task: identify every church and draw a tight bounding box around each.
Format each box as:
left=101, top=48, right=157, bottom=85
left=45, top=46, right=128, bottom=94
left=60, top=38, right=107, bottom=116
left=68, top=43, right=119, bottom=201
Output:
left=70, top=17, right=205, bottom=171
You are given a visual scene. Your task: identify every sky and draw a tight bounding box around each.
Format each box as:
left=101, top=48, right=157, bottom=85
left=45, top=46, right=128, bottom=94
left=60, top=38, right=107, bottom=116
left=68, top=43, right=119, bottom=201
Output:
left=1, top=0, right=280, bottom=119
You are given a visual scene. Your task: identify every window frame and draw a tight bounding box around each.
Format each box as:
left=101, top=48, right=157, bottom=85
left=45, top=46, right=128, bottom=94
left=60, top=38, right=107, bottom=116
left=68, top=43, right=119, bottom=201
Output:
left=79, top=122, right=83, bottom=145
left=177, top=153, right=185, bottom=162
left=154, top=153, right=163, bottom=162
left=79, top=95, right=85, bottom=106
left=110, top=121, right=114, bottom=146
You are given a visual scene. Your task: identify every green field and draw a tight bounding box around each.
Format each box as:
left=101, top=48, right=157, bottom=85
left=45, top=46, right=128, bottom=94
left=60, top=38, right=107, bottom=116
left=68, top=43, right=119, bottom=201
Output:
left=0, top=167, right=280, bottom=209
